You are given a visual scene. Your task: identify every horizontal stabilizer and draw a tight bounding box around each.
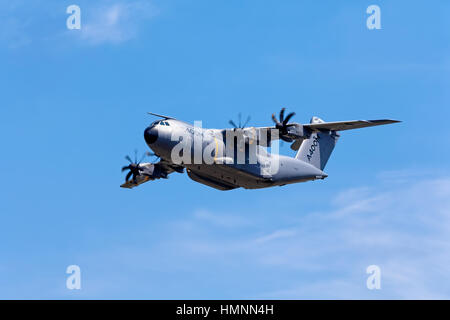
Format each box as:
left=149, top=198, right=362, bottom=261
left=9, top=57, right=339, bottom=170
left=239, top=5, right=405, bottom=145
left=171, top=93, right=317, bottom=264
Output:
left=304, top=119, right=400, bottom=132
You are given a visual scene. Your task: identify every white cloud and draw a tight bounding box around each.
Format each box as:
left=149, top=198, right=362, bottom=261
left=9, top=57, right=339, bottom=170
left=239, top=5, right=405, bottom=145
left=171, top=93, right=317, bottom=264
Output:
left=254, top=229, right=296, bottom=244
left=193, top=209, right=250, bottom=228
left=23, top=171, right=448, bottom=299
left=0, top=1, right=158, bottom=48
left=167, top=174, right=450, bottom=299
left=79, top=1, right=158, bottom=45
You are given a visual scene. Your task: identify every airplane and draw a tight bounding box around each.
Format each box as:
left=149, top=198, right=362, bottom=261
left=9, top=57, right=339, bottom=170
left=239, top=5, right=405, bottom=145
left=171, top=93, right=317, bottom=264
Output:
left=121, top=108, right=400, bottom=191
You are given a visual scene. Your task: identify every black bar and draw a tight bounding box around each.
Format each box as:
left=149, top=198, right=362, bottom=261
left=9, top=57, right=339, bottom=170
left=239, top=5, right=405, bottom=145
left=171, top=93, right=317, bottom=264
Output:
left=0, top=300, right=447, bottom=318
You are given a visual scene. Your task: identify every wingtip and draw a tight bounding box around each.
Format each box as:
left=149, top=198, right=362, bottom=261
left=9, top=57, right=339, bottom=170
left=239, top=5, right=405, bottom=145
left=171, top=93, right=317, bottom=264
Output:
left=368, top=119, right=402, bottom=124
left=386, top=119, right=402, bottom=124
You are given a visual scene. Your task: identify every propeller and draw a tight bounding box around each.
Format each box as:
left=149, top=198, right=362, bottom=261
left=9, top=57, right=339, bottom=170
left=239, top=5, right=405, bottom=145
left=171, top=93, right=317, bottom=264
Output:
left=121, top=150, right=157, bottom=184
left=229, top=113, right=251, bottom=129
left=271, top=107, right=296, bottom=142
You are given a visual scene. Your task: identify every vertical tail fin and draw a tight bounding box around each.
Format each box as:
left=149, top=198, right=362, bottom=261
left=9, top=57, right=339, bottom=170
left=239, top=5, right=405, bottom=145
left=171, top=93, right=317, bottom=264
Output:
left=295, top=117, right=340, bottom=170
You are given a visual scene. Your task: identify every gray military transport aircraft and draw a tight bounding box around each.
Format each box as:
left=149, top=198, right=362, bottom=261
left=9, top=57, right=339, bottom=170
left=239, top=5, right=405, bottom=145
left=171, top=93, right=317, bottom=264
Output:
left=121, top=108, right=399, bottom=190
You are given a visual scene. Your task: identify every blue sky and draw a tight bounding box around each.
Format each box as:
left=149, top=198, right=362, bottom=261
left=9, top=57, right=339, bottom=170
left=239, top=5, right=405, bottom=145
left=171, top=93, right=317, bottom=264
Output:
left=1, top=0, right=449, bottom=299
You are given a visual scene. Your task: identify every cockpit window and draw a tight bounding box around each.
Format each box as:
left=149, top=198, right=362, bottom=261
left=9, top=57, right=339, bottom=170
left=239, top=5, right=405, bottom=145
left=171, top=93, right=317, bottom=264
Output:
left=151, top=120, right=170, bottom=126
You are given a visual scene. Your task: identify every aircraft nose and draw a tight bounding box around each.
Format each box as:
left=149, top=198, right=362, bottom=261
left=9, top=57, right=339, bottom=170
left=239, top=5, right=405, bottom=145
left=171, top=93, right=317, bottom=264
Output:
left=144, top=126, right=158, bottom=145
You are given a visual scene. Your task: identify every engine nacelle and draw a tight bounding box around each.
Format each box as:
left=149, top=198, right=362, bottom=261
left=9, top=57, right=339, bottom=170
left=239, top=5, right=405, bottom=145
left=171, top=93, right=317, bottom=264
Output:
left=139, top=163, right=167, bottom=179
left=284, top=124, right=311, bottom=140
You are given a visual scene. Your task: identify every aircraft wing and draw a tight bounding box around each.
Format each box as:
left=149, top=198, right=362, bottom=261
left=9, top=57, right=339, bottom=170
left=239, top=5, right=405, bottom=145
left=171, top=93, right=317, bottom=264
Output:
left=120, top=175, right=153, bottom=189
left=303, top=119, right=401, bottom=132
left=220, top=119, right=400, bottom=149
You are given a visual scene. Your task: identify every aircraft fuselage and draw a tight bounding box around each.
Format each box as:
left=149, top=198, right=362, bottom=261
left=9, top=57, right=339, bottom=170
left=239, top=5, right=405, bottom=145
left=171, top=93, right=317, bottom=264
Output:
left=143, top=119, right=326, bottom=190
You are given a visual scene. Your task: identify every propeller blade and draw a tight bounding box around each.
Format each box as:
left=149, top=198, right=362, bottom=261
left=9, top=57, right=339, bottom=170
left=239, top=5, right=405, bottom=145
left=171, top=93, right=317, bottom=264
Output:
left=138, top=152, right=147, bottom=164
left=146, top=151, right=160, bottom=161
left=229, top=113, right=251, bottom=129
left=122, top=166, right=130, bottom=172
left=229, top=120, right=238, bottom=128
left=283, top=112, right=295, bottom=125
left=271, top=113, right=280, bottom=126
left=279, top=108, right=285, bottom=123
left=125, top=155, right=133, bottom=163
left=242, top=115, right=251, bottom=128
left=125, top=171, right=133, bottom=182
left=290, top=139, right=303, bottom=151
